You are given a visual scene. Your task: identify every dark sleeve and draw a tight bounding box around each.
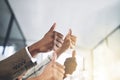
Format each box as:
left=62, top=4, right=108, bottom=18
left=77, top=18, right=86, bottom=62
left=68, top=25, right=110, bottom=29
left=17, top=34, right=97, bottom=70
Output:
left=0, top=48, right=37, bottom=80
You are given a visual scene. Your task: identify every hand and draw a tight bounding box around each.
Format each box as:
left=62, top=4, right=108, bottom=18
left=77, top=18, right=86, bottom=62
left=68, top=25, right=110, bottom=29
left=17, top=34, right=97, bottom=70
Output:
left=56, top=29, right=77, bottom=57
left=28, top=53, right=65, bottom=80
left=63, top=50, right=77, bottom=78
left=41, top=53, right=65, bottom=80
left=28, top=23, right=64, bottom=57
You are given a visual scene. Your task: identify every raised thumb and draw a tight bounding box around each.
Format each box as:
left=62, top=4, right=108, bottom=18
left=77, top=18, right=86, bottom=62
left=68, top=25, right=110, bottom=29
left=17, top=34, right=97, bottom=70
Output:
left=48, top=22, right=56, bottom=32
left=66, top=29, right=72, bottom=39
left=68, top=29, right=72, bottom=35
left=72, top=50, right=76, bottom=58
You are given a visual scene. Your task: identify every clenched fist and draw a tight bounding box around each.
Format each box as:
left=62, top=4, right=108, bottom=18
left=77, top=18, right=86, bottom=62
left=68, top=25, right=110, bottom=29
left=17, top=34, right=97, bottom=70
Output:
left=28, top=23, right=64, bottom=57
left=63, top=50, right=77, bottom=78
left=55, top=29, right=77, bottom=57
left=27, top=53, right=65, bottom=80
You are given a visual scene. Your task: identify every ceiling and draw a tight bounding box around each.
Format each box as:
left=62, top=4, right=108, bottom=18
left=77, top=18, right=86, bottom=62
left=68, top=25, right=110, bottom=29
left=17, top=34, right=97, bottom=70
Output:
left=8, top=0, right=120, bottom=49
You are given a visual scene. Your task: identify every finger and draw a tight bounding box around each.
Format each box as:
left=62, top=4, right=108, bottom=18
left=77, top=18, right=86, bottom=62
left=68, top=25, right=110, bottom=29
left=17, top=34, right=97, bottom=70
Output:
left=65, top=29, right=72, bottom=42
left=54, top=39, right=64, bottom=51
left=69, top=29, right=72, bottom=35
left=53, top=32, right=57, bottom=51
left=70, top=35, right=77, bottom=43
left=56, top=62, right=65, bottom=69
left=72, top=50, right=76, bottom=58
left=56, top=36, right=64, bottom=44
left=66, top=29, right=71, bottom=38
left=53, top=69, right=64, bottom=79
left=54, top=63, right=65, bottom=74
left=54, top=66, right=65, bottom=75
left=55, top=41, right=62, bottom=48
left=54, top=31, right=64, bottom=39
left=53, top=32, right=64, bottom=51
left=48, top=22, right=56, bottom=32
left=70, top=35, right=77, bottom=48
left=71, top=39, right=76, bottom=46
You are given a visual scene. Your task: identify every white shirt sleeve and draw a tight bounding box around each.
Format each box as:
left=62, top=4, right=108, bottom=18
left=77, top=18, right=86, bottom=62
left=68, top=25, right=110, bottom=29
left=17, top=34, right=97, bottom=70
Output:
left=25, top=47, right=37, bottom=63
left=23, top=53, right=52, bottom=79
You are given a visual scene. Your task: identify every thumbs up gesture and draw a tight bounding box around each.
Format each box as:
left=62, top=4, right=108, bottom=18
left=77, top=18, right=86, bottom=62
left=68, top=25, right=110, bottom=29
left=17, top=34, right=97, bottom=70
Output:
left=27, top=53, right=65, bottom=80
left=34, top=52, right=65, bottom=80
left=41, top=23, right=64, bottom=52
left=28, top=23, right=64, bottom=56
left=63, top=50, right=77, bottom=78
left=55, top=29, right=77, bottom=57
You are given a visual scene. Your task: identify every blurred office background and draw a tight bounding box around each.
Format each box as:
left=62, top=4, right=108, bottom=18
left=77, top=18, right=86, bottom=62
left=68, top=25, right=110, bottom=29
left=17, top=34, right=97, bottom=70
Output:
left=0, top=0, right=120, bottom=80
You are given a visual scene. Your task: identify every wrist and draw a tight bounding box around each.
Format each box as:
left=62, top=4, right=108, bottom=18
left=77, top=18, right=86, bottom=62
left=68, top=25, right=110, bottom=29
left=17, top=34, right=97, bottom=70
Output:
left=55, top=48, right=63, bottom=58
left=28, top=44, right=40, bottom=57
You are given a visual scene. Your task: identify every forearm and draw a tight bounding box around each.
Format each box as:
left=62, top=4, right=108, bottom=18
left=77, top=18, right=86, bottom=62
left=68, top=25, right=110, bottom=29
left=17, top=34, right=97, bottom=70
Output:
left=0, top=48, right=37, bottom=80
left=28, top=41, right=43, bottom=57
left=28, top=45, right=39, bottom=57
left=55, top=48, right=65, bottom=58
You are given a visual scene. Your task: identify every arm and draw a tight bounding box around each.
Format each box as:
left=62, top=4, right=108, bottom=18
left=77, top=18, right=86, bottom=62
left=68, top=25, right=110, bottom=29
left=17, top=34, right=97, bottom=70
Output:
left=24, top=29, right=77, bottom=79
left=28, top=23, right=64, bottom=57
left=0, top=23, right=64, bottom=80
left=0, top=48, right=37, bottom=80
left=23, top=55, right=51, bottom=79
left=27, top=53, right=65, bottom=80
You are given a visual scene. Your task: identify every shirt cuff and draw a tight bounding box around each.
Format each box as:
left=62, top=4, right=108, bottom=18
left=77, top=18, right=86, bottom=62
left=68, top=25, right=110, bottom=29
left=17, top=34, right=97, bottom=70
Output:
left=25, top=47, right=37, bottom=63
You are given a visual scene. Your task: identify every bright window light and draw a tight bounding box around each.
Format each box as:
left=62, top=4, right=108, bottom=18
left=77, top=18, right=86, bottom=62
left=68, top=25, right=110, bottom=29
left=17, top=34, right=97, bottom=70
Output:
left=93, top=41, right=120, bottom=80
left=0, top=46, right=15, bottom=61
